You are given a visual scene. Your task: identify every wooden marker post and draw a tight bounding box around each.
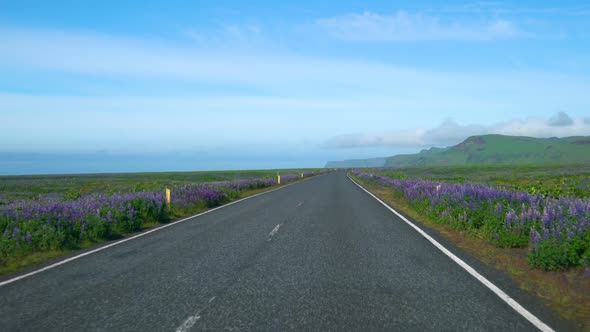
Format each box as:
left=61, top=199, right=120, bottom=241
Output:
left=165, top=188, right=171, bottom=208
left=301, top=173, right=303, bottom=178
left=277, top=174, right=281, bottom=184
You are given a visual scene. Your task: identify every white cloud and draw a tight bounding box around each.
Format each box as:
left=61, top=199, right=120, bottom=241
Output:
left=446, top=2, right=590, bottom=16
left=315, top=10, right=521, bottom=42
left=548, top=111, right=574, bottom=126
left=0, top=26, right=587, bottom=104
left=183, top=23, right=266, bottom=48
left=1, top=26, right=590, bottom=154
left=325, top=113, right=590, bottom=148
left=493, top=115, right=588, bottom=137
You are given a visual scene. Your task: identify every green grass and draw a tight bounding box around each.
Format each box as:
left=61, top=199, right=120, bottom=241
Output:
left=372, top=163, right=590, bottom=198
left=0, top=168, right=321, bottom=204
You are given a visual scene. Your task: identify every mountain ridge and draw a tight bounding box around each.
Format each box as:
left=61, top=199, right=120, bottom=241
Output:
left=324, top=134, right=590, bottom=168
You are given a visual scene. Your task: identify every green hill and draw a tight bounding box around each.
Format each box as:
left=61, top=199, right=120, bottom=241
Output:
left=325, top=135, right=590, bottom=168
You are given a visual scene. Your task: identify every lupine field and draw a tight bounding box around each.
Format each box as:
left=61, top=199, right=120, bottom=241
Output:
left=352, top=167, right=590, bottom=271
left=0, top=170, right=319, bottom=266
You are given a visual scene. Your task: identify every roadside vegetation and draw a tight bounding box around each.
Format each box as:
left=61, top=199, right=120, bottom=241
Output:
left=351, top=164, right=590, bottom=328
left=0, top=169, right=321, bottom=273
left=352, top=164, right=590, bottom=271
left=377, top=164, right=590, bottom=198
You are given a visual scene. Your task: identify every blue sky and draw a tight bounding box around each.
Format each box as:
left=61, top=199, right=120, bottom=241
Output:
left=1, top=0, right=590, bottom=174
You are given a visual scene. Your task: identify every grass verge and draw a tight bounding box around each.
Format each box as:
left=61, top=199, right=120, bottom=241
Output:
left=353, top=175, right=590, bottom=331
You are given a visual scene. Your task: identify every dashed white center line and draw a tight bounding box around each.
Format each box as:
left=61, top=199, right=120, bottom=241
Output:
left=177, top=223, right=284, bottom=330
left=175, top=312, right=201, bottom=332
left=297, top=202, right=303, bottom=207
left=0, top=175, right=321, bottom=288
left=268, top=224, right=282, bottom=240
left=176, top=296, right=218, bottom=331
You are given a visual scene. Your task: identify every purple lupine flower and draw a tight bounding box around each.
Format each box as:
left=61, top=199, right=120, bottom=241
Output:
left=351, top=170, right=590, bottom=259
left=505, top=210, right=518, bottom=227
left=12, top=227, right=20, bottom=239
left=530, top=229, right=542, bottom=245
left=494, top=203, right=503, bottom=215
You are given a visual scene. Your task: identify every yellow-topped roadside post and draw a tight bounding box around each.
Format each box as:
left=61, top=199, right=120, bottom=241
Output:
left=277, top=173, right=281, bottom=185
left=301, top=173, right=303, bottom=178
left=165, top=188, right=171, bottom=208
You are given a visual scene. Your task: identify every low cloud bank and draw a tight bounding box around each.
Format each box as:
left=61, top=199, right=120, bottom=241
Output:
left=548, top=112, right=574, bottom=126
left=325, top=112, right=590, bottom=148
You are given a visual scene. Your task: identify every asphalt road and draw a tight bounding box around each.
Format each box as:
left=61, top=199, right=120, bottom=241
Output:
left=0, top=171, right=562, bottom=331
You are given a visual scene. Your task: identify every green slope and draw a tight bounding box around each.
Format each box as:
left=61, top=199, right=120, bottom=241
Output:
left=324, top=135, right=590, bottom=168
left=385, top=135, right=590, bottom=167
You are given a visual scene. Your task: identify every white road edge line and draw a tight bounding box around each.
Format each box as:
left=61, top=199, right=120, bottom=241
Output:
left=0, top=175, right=320, bottom=287
left=347, top=175, right=554, bottom=332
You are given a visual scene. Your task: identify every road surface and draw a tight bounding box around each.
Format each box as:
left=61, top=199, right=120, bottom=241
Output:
left=0, top=171, right=566, bottom=331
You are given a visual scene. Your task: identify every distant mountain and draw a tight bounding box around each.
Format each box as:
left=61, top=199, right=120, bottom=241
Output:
left=324, top=135, right=590, bottom=168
